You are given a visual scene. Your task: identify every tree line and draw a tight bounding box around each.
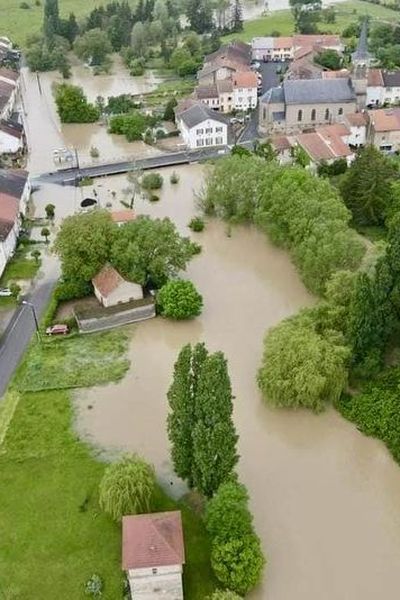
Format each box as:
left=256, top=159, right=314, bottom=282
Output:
left=167, top=342, right=265, bottom=594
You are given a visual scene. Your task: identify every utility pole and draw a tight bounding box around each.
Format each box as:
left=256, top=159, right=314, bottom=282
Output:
left=22, top=300, right=41, bottom=342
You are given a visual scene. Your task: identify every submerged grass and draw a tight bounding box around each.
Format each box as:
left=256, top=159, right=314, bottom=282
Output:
left=15, top=329, right=130, bottom=392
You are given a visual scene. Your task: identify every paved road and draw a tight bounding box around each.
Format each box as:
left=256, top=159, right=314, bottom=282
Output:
left=0, top=259, right=59, bottom=398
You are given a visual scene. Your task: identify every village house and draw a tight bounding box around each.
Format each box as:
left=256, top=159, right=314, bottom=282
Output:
left=198, top=41, right=251, bottom=85
left=251, top=34, right=343, bottom=62
left=0, top=68, right=19, bottom=121
left=0, top=168, right=30, bottom=276
left=0, top=120, right=24, bottom=155
left=342, top=111, right=368, bottom=146
left=92, top=264, right=143, bottom=308
left=111, top=210, right=136, bottom=226
left=175, top=102, right=229, bottom=149
left=259, top=78, right=357, bottom=134
left=0, top=192, right=19, bottom=277
left=122, top=511, right=185, bottom=600
left=366, top=69, right=400, bottom=107
left=195, top=71, right=258, bottom=113
left=368, top=107, right=400, bottom=152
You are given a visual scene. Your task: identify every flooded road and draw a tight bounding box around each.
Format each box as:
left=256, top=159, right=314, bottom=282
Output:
left=20, top=56, right=164, bottom=175
left=73, top=164, right=400, bottom=600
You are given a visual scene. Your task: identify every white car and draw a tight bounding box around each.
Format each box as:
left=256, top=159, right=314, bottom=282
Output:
left=0, top=288, right=12, bottom=297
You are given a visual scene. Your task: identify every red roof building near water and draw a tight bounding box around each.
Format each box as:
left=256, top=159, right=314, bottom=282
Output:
left=111, top=210, right=136, bottom=224
left=122, top=511, right=185, bottom=570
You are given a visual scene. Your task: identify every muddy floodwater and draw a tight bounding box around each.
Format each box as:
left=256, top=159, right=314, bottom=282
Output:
left=20, top=56, right=164, bottom=174
left=69, top=164, right=400, bottom=600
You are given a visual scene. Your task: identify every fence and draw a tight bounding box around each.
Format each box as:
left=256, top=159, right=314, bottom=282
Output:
left=75, top=298, right=156, bottom=333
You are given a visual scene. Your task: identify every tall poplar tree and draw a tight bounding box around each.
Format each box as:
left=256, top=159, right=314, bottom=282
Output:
left=192, top=352, right=239, bottom=497
left=44, top=0, right=60, bottom=42
left=167, top=343, right=208, bottom=486
left=231, top=0, right=243, bottom=32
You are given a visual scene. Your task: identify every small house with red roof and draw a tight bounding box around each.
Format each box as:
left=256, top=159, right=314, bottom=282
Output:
left=92, top=264, right=143, bottom=308
left=122, top=510, right=185, bottom=600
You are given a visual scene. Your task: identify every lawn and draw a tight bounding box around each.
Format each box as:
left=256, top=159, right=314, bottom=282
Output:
left=222, top=0, right=400, bottom=42
left=0, top=244, right=41, bottom=286
left=15, top=329, right=131, bottom=392
left=0, top=326, right=217, bottom=599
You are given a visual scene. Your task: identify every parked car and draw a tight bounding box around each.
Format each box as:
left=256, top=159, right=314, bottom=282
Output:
left=46, top=324, right=69, bottom=336
left=0, top=288, right=12, bottom=297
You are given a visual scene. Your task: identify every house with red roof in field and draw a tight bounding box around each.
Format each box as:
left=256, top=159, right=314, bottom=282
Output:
left=122, top=511, right=185, bottom=600
left=92, top=264, right=143, bottom=308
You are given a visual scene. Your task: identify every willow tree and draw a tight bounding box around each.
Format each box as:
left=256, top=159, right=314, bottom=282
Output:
left=99, top=455, right=155, bottom=521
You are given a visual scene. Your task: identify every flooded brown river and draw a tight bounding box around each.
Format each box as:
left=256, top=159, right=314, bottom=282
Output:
left=65, top=165, right=400, bottom=600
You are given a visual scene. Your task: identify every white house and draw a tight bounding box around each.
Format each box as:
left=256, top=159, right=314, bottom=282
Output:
left=343, top=111, right=368, bottom=146
left=175, top=102, right=229, bottom=149
left=92, top=264, right=143, bottom=308
left=0, top=192, right=19, bottom=277
left=366, top=69, right=400, bottom=107
left=0, top=120, right=24, bottom=155
left=0, top=69, right=18, bottom=121
left=122, top=511, right=185, bottom=600
left=251, top=34, right=343, bottom=62
left=233, top=71, right=258, bottom=111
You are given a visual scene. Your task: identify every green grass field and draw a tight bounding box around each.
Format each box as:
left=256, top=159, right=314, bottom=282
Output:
left=222, top=0, right=400, bottom=42
left=0, top=325, right=216, bottom=599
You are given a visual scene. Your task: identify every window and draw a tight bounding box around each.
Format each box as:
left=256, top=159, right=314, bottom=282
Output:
left=205, top=138, right=213, bottom=146
left=325, top=108, right=330, bottom=120
left=215, top=126, right=223, bottom=132
left=297, top=109, right=302, bottom=122
left=263, top=108, right=266, bottom=120
left=196, top=139, right=204, bottom=147
left=238, top=88, right=243, bottom=92
left=215, top=136, right=223, bottom=145
left=311, top=108, right=316, bottom=121
left=205, top=127, right=212, bottom=134
left=196, top=128, right=203, bottom=135
left=152, top=568, right=158, bottom=575
left=338, top=107, right=343, bottom=115
left=247, top=88, right=252, bottom=92
left=238, top=97, right=243, bottom=103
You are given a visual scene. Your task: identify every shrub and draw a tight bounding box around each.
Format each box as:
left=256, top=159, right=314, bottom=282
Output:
left=43, top=295, right=59, bottom=328
left=90, top=146, right=99, bottom=159
left=211, top=535, right=265, bottom=595
left=45, top=203, right=55, bottom=220
left=205, top=480, right=253, bottom=541
left=9, top=282, right=21, bottom=299
left=209, top=592, right=243, bottom=600
left=129, top=58, right=145, bottom=76
left=41, top=227, right=50, bottom=243
left=170, top=171, right=179, bottom=184
left=149, top=193, right=159, bottom=202
left=99, top=454, right=156, bottom=521
left=141, top=173, right=163, bottom=190
left=31, top=249, right=41, bottom=264
left=54, top=279, right=93, bottom=302
left=189, top=217, right=205, bottom=232
left=157, top=279, right=203, bottom=320
left=85, top=574, right=103, bottom=597
left=20, top=2, right=30, bottom=8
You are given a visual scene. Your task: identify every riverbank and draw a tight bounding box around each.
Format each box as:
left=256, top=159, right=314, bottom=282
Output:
left=222, top=0, right=400, bottom=41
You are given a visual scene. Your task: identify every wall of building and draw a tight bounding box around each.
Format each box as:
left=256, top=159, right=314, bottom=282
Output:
left=371, top=128, right=400, bottom=152
left=182, top=118, right=228, bottom=149
left=285, top=100, right=356, bottom=129
left=0, top=131, right=22, bottom=154
left=0, top=220, right=19, bottom=277
left=233, top=86, right=257, bottom=110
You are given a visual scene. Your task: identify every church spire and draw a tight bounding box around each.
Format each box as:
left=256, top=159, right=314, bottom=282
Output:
left=352, top=18, right=374, bottom=67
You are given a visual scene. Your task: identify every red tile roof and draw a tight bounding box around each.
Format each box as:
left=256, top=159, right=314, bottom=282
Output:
left=293, top=34, right=341, bottom=48
left=92, top=264, right=125, bottom=298
left=233, top=70, right=258, bottom=88
left=345, top=112, right=368, bottom=127
left=0, top=191, right=18, bottom=222
left=295, top=128, right=352, bottom=162
left=322, top=69, right=350, bottom=79
left=122, top=511, right=185, bottom=570
left=273, top=36, right=293, bottom=49
left=271, top=135, right=291, bottom=151
left=111, top=210, right=136, bottom=223
left=367, top=68, right=384, bottom=87
left=369, top=108, right=400, bottom=132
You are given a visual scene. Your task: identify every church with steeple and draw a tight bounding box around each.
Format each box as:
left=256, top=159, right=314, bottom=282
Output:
left=351, top=18, right=376, bottom=108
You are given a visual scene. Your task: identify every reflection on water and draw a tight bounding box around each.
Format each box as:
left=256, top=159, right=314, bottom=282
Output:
left=68, top=164, right=400, bottom=600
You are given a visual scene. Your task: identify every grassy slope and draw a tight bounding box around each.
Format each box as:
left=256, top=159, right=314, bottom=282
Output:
left=0, top=0, right=136, bottom=46
left=222, top=0, right=400, bottom=42
left=0, top=328, right=216, bottom=599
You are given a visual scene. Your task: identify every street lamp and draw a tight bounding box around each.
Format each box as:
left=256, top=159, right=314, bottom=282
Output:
left=21, top=300, right=41, bottom=342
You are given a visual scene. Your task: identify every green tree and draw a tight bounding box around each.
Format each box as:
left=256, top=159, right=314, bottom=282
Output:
left=131, top=21, right=148, bottom=57
left=290, top=0, right=321, bottom=33
left=192, top=352, right=239, bottom=497
left=167, top=343, right=208, bottom=486
left=54, top=84, right=100, bottom=123
left=110, top=216, right=197, bottom=287
left=74, top=29, right=113, bottom=66
left=54, top=210, right=116, bottom=283
left=209, top=592, right=242, bottom=600
left=315, top=49, right=342, bottom=70
left=43, top=0, right=59, bottom=41
left=185, top=0, right=214, bottom=34
left=231, top=0, right=243, bottom=32
left=211, top=535, right=265, bottom=595
left=157, top=279, right=203, bottom=319
left=99, top=455, right=156, bottom=521
left=41, top=227, right=50, bottom=243
left=9, top=282, right=21, bottom=299
left=339, top=145, right=396, bottom=226
left=45, top=203, right=55, bottom=220
left=31, top=249, right=41, bottom=264
left=205, top=480, right=253, bottom=541
left=164, top=97, right=177, bottom=121
left=257, top=313, right=350, bottom=412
